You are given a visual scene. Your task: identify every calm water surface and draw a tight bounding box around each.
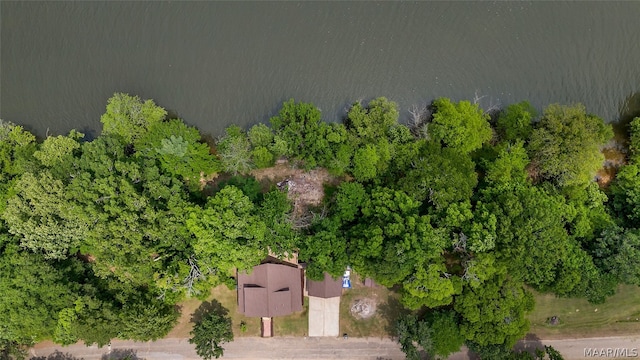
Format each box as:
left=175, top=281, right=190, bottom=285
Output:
left=2, top=1, right=639, bottom=137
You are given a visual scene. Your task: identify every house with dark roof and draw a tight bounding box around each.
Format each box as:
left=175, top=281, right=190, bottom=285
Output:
left=237, top=262, right=303, bottom=318
left=307, top=272, right=343, bottom=298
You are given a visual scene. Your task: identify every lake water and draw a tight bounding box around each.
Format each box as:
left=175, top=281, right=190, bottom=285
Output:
left=2, top=1, right=640, bottom=138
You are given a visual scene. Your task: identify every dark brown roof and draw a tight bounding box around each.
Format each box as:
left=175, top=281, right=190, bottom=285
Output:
left=237, top=263, right=303, bottom=317
left=307, top=272, right=343, bottom=298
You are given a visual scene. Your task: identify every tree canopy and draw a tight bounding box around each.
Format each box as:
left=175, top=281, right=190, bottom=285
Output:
left=528, top=104, right=612, bottom=188
left=429, top=98, right=493, bottom=154
left=0, top=92, right=632, bottom=360
left=189, top=302, right=234, bottom=360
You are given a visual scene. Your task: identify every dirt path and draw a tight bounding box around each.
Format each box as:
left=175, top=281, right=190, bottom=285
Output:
left=31, top=335, right=640, bottom=360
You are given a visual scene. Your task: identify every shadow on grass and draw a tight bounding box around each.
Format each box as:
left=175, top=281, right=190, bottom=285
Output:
left=30, top=350, right=84, bottom=360
left=191, top=299, right=230, bottom=324
left=376, top=293, right=411, bottom=338
left=100, top=349, right=144, bottom=360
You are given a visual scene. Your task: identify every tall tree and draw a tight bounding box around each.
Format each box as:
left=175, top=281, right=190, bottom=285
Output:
left=399, top=142, right=478, bottom=210
left=3, top=171, right=89, bottom=260
left=0, top=120, right=37, bottom=180
left=63, top=135, right=194, bottom=291
left=100, top=93, right=167, bottom=143
left=32, top=130, right=83, bottom=178
left=0, top=244, right=75, bottom=346
left=395, top=314, right=433, bottom=360
left=135, top=119, right=221, bottom=185
left=627, top=116, right=640, bottom=164
left=483, top=141, right=530, bottom=186
left=189, top=303, right=234, bottom=360
left=496, top=101, right=536, bottom=142
left=477, top=183, right=590, bottom=295
left=528, top=103, right=612, bottom=188
left=429, top=97, right=492, bottom=154
left=592, top=226, right=640, bottom=286
left=257, top=189, right=298, bottom=259
left=611, top=164, right=640, bottom=226
left=216, top=125, right=253, bottom=175
left=187, top=186, right=266, bottom=279
left=270, top=99, right=334, bottom=169
left=344, top=97, right=409, bottom=181
left=455, top=273, right=533, bottom=348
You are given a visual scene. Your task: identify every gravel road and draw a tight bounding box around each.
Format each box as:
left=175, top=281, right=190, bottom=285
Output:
left=31, top=335, right=640, bottom=360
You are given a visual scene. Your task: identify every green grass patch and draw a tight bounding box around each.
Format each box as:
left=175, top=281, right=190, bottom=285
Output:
left=273, top=297, right=309, bottom=336
left=528, top=284, right=640, bottom=339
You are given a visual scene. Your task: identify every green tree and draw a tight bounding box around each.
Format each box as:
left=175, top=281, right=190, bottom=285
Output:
left=528, top=103, right=612, bottom=188
left=258, top=189, right=298, bottom=258
left=3, top=171, right=88, bottom=260
left=247, top=123, right=274, bottom=148
left=0, top=245, right=75, bottom=346
left=628, top=117, right=640, bottom=164
left=251, top=146, right=275, bottom=168
left=0, top=120, right=37, bottom=180
left=455, top=273, right=533, bottom=348
left=347, top=187, right=426, bottom=284
left=565, top=182, right=613, bottom=242
left=496, top=101, right=536, bottom=142
left=0, top=121, right=38, bottom=217
left=136, top=119, right=221, bottom=184
left=592, top=226, right=640, bottom=286
left=429, top=98, right=492, bottom=154
left=484, top=141, right=529, bottom=186
left=100, top=93, right=167, bottom=143
left=189, top=304, right=234, bottom=360
left=345, top=97, right=399, bottom=144
left=429, top=311, right=465, bottom=358
left=118, top=300, right=179, bottom=341
left=64, top=135, right=194, bottom=290
left=299, top=182, right=362, bottom=279
left=216, top=175, right=263, bottom=203
left=395, top=311, right=464, bottom=360
left=57, top=294, right=120, bottom=347
left=477, top=184, right=590, bottom=294
left=33, top=130, right=83, bottom=177
left=0, top=339, right=27, bottom=360
left=395, top=314, right=433, bottom=360
left=187, top=186, right=266, bottom=277
left=269, top=99, right=330, bottom=168
left=344, top=97, right=405, bottom=180
left=216, top=125, right=253, bottom=174
left=611, top=164, right=640, bottom=225
left=300, top=218, right=350, bottom=280
left=399, top=142, right=478, bottom=210
left=333, top=182, right=367, bottom=223
left=401, top=261, right=462, bottom=309
left=351, top=145, right=379, bottom=182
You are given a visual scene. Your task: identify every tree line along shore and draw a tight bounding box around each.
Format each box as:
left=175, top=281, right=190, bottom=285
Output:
left=1, top=93, right=639, bottom=360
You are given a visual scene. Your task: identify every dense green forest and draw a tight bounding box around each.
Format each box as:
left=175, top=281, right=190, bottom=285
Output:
left=1, top=93, right=639, bottom=359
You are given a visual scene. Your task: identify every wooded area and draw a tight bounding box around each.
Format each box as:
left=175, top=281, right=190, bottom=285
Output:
left=1, top=93, right=638, bottom=360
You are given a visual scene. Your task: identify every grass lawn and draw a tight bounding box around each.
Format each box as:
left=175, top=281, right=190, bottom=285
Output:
left=528, top=284, right=640, bottom=339
left=273, top=297, right=309, bottom=336
left=167, top=284, right=308, bottom=338
left=339, top=274, right=409, bottom=339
